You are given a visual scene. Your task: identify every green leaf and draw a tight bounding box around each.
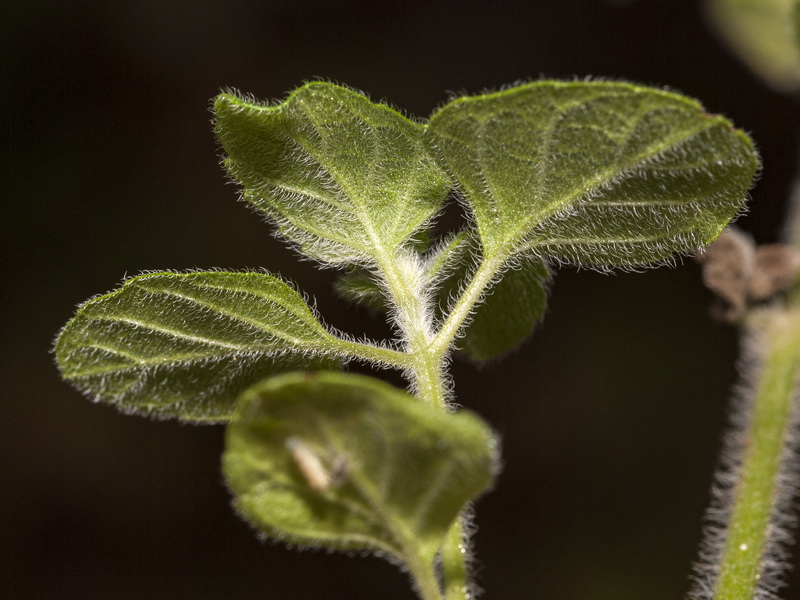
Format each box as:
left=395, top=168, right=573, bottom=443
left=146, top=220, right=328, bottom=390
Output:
left=55, top=271, right=343, bottom=422
left=426, top=81, right=759, bottom=268
left=223, top=371, right=497, bottom=567
left=214, top=82, right=451, bottom=267
left=707, top=0, right=800, bottom=92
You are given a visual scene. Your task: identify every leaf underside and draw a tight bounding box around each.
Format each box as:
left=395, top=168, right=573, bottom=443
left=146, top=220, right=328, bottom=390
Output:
left=426, top=80, right=759, bottom=267
left=223, top=371, right=497, bottom=562
left=215, top=82, right=451, bottom=267
left=55, top=271, right=342, bottom=422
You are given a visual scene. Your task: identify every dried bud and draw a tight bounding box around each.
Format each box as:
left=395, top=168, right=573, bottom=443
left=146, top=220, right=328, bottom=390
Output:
left=697, top=228, right=756, bottom=321
left=750, top=244, right=800, bottom=301
left=698, top=228, right=800, bottom=322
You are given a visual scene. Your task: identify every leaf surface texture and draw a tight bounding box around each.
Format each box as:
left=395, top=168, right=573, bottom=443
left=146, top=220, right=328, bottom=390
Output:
left=426, top=81, right=758, bottom=267
left=215, top=83, right=451, bottom=266
left=55, top=271, right=342, bottom=421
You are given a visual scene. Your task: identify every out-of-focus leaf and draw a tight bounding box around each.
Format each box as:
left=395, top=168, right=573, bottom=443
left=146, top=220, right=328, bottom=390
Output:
left=223, top=371, right=498, bottom=565
left=707, top=0, right=800, bottom=92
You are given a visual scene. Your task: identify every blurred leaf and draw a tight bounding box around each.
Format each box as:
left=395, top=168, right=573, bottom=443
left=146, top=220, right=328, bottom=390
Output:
left=707, top=0, right=800, bottom=92
left=55, top=272, right=342, bottom=422
left=215, top=82, right=451, bottom=267
left=223, top=371, right=497, bottom=565
left=795, top=1, right=800, bottom=52
left=334, top=268, right=387, bottom=310
left=426, top=81, right=759, bottom=268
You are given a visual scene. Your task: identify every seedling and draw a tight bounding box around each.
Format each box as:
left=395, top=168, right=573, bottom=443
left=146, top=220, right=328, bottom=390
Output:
left=55, top=81, right=769, bottom=599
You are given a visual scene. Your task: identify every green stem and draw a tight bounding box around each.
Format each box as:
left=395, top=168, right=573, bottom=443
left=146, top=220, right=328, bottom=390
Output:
left=441, top=517, right=470, bottom=600
left=405, top=551, right=444, bottom=600
left=712, top=307, right=800, bottom=599
left=430, top=253, right=506, bottom=359
left=371, top=248, right=448, bottom=408
left=375, top=245, right=511, bottom=598
left=335, top=338, right=413, bottom=369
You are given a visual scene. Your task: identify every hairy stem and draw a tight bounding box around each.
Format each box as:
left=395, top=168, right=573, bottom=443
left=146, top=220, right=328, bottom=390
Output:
left=689, top=304, right=800, bottom=600
left=406, top=553, right=445, bottom=600
left=441, top=517, right=471, bottom=600
left=370, top=247, right=448, bottom=408
left=712, top=307, right=800, bottom=599
left=382, top=245, right=514, bottom=598
left=431, top=252, right=506, bottom=359
left=335, top=338, right=414, bottom=368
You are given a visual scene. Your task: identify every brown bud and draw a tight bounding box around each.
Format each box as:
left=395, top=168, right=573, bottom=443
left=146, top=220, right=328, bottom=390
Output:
left=749, top=244, right=800, bottom=301
left=697, top=228, right=755, bottom=321
left=698, top=228, right=800, bottom=322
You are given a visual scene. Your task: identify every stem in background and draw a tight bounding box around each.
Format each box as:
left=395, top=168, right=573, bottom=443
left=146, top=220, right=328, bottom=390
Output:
left=690, top=307, right=800, bottom=600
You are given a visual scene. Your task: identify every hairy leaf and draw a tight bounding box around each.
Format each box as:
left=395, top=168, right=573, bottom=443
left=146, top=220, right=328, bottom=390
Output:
left=215, top=82, right=451, bottom=266
left=707, top=0, right=800, bottom=92
left=55, top=272, right=342, bottom=421
left=426, top=81, right=759, bottom=267
left=223, top=371, right=497, bottom=564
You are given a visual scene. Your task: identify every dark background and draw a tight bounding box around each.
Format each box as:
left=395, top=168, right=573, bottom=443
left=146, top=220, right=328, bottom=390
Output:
left=4, top=1, right=800, bottom=599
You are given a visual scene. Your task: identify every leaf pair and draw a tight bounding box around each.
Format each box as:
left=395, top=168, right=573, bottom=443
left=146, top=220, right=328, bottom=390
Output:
left=219, top=81, right=755, bottom=271
left=56, top=80, right=758, bottom=420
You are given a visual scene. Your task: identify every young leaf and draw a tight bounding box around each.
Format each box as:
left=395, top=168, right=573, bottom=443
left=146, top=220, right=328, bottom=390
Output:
left=426, top=81, right=759, bottom=267
left=214, top=82, right=451, bottom=267
left=223, top=371, right=498, bottom=569
left=55, top=271, right=343, bottom=422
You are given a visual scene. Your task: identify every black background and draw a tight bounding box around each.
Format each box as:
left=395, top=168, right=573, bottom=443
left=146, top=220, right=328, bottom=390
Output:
left=4, top=1, right=800, bottom=599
